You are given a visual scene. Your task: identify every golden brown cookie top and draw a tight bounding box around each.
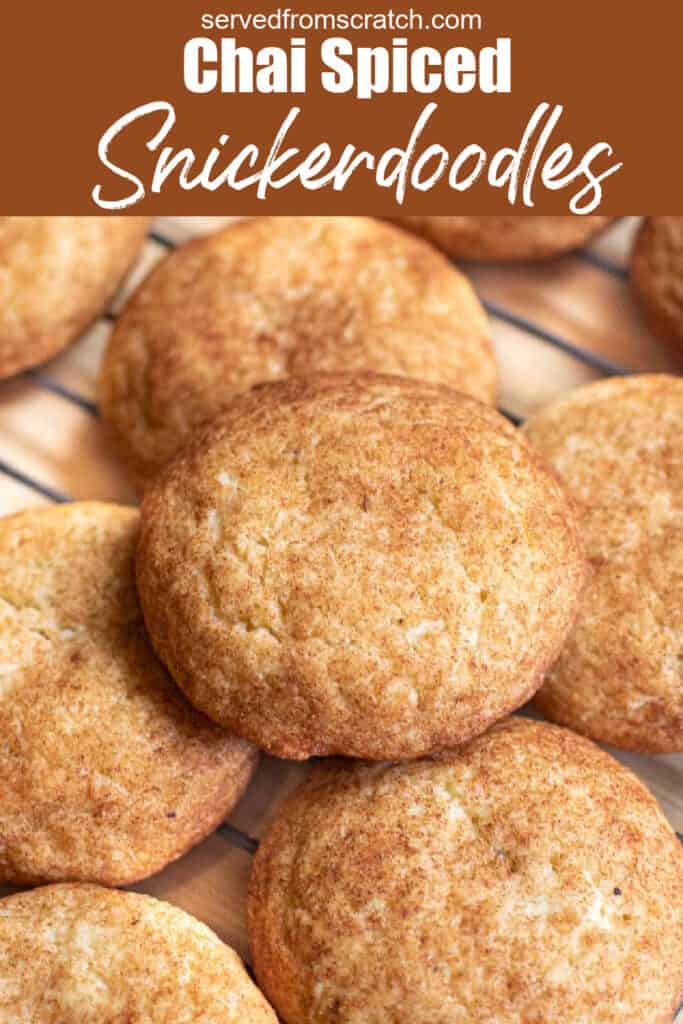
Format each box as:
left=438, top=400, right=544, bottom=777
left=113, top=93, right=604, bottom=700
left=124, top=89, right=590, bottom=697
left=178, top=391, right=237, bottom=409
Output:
left=98, top=216, right=495, bottom=489
left=392, top=215, right=612, bottom=260
left=0, top=216, right=149, bottom=378
left=248, top=717, right=683, bottom=1024
left=523, top=374, right=683, bottom=751
left=632, top=216, right=683, bottom=359
left=0, top=502, right=257, bottom=886
left=0, top=884, right=276, bottom=1023
left=137, top=373, right=585, bottom=760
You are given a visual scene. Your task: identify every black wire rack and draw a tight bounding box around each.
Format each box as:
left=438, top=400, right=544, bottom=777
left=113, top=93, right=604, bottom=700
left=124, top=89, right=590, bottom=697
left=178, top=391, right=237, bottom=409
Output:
left=0, top=221, right=681, bottom=1016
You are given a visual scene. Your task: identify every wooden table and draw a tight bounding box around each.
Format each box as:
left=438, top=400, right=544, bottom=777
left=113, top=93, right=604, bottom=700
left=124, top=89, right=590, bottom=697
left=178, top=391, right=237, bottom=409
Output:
left=1, top=217, right=681, bottom=1015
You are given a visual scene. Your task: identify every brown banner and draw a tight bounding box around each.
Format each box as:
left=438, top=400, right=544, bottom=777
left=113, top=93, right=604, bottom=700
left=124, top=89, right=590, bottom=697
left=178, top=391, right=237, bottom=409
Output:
left=1, top=1, right=680, bottom=213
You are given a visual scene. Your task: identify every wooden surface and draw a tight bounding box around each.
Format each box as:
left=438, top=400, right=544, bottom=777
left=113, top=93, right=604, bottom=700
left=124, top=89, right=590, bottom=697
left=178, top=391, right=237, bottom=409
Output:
left=0, top=217, right=681, bottom=1010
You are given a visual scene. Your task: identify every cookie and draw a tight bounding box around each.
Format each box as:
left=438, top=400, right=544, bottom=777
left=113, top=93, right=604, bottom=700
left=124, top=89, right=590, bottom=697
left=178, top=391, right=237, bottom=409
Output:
left=0, top=217, right=149, bottom=379
left=0, top=883, right=276, bottom=1023
left=137, top=373, right=585, bottom=761
left=248, top=717, right=683, bottom=1024
left=523, top=374, right=683, bottom=751
left=98, top=217, right=495, bottom=489
left=631, top=217, right=683, bottom=359
left=0, top=502, right=257, bottom=885
left=391, top=215, right=612, bottom=261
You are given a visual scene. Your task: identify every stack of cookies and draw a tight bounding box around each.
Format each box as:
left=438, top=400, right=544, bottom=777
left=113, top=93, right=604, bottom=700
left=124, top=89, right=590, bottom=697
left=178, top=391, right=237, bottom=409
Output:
left=0, top=215, right=681, bottom=1024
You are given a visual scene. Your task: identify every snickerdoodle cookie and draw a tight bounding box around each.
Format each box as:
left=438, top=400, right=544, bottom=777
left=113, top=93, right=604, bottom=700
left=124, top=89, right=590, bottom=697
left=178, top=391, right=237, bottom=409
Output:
left=137, top=374, right=585, bottom=761
left=248, top=717, right=683, bottom=1024
left=0, top=884, right=276, bottom=1023
left=631, top=217, right=683, bottom=359
left=98, top=217, right=495, bottom=489
left=523, top=374, right=683, bottom=751
left=392, top=215, right=612, bottom=261
left=0, top=217, right=149, bottom=378
left=0, top=502, right=257, bottom=885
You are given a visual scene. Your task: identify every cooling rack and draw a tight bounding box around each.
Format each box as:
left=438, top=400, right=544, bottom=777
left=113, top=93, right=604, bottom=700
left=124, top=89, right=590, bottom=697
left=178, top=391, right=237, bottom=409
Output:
left=0, top=217, right=681, bottom=1019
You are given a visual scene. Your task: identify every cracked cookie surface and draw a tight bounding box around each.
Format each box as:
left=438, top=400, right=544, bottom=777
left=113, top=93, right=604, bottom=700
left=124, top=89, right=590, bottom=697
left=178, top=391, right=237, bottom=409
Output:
left=0, top=216, right=149, bottom=378
left=523, top=374, right=683, bottom=751
left=0, top=884, right=276, bottom=1023
left=137, top=374, right=585, bottom=760
left=391, top=215, right=612, bottom=261
left=98, top=216, right=494, bottom=489
left=248, top=718, right=683, bottom=1024
left=0, top=502, right=257, bottom=885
